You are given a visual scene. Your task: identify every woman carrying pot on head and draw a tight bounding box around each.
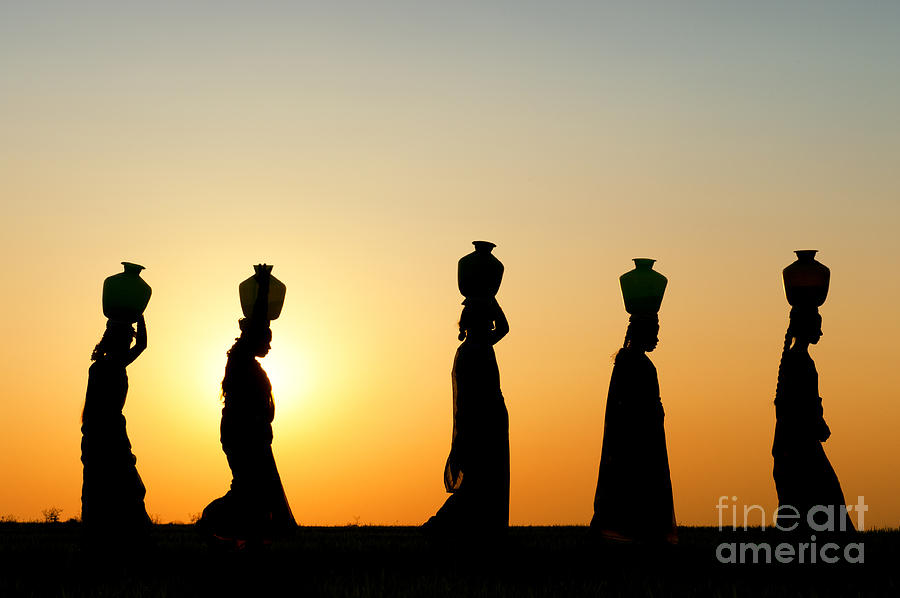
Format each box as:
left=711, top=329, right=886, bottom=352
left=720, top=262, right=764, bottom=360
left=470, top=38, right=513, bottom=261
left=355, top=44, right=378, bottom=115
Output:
left=773, top=251, right=853, bottom=534
left=200, top=265, right=296, bottom=548
left=424, top=242, right=510, bottom=537
left=591, top=259, right=677, bottom=544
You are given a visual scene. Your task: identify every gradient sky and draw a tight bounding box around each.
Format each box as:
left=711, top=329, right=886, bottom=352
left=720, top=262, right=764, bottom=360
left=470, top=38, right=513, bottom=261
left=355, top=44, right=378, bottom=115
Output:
left=2, top=1, right=899, bottom=527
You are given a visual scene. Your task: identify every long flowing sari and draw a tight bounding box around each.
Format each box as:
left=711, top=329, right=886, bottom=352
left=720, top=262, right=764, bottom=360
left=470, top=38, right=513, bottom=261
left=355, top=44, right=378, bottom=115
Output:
left=426, top=338, right=510, bottom=533
left=773, top=349, right=852, bottom=532
left=81, top=359, right=151, bottom=538
left=591, top=348, right=676, bottom=542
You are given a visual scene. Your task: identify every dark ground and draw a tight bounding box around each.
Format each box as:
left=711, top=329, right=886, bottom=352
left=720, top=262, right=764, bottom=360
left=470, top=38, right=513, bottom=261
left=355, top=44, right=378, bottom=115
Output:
left=0, top=523, right=897, bottom=597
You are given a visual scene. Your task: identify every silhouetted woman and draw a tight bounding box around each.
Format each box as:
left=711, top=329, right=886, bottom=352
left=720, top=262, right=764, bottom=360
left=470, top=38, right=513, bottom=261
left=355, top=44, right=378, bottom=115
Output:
left=81, top=315, right=152, bottom=543
left=591, top=316, right=677, bottom=543
left=200, top=269, right=296, bottom=547
left=773, top=308, right=853, bottom=532
left=424, top=299, right=510, bottom=536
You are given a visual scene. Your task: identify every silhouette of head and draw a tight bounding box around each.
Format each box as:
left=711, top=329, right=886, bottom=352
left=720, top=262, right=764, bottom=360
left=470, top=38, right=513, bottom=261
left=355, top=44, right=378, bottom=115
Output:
left=624, top=315, right=659, bottom=353
left=91, top=320, right=135, bottom=361
left=238, top=318, right=272, bottom=357
left=458, top=300, right=495, bottom=341
left=788, top=308, right=823, bottom=346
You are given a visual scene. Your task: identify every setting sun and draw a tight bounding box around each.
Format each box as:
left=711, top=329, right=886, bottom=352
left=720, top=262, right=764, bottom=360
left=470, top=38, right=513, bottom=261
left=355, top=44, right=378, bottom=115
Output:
left=261, top=341, right=313, bottom=415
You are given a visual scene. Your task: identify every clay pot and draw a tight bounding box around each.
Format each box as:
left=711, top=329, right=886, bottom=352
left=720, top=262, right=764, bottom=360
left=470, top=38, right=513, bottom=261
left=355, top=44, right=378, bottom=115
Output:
left=619, top=258, right=667, bottom=315
left=239, top=264, right=287, bottom=320
left=783, top=250, right=830, bottom=308
left=102, top=262, right=151, bottom=323
left=458, top=241, right=503, bottom=299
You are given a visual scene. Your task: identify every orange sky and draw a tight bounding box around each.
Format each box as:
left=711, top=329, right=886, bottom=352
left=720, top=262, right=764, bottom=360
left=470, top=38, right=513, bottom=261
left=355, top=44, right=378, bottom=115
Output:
left=1, top=3, right=899, bottom=527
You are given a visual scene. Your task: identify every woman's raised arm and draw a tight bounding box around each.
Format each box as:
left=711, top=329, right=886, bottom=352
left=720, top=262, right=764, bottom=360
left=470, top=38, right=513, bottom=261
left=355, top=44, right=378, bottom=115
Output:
left=490, top=299, right=509, bottom=345
left=250, top=264, right=272, bottom=327
left=125, top=315, right=147, bottom=366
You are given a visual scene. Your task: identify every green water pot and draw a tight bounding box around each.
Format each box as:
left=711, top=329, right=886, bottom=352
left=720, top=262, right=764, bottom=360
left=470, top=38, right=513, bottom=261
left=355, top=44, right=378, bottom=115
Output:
left=102, top=262, right=152, bottom=323
left=240, top=264, right=287, bottom=320
left=458, top=241, right=504, bottom=299
left=783, top=250, right=829, bottom=308
left=619, top=258, right=667, bottom=315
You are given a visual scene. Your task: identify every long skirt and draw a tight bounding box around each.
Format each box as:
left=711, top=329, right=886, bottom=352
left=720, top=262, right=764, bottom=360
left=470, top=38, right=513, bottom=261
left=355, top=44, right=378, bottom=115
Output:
left=81, top=416, right=151, bottom=540
left=426, top=401, right=510, bottom=535
left=200, top=444, right=296, bottom=542
left=773, top=438, right=854, bottom=533
left=590, top=407, right=676, bottom=542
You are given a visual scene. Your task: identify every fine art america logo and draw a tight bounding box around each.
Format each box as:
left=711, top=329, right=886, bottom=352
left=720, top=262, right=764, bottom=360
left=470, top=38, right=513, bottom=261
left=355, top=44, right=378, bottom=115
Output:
left=714, top=496, right=867, bottom=564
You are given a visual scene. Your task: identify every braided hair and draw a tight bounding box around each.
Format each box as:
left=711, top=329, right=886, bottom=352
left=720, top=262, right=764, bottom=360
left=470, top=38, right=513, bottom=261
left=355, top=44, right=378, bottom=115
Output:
left=774, top=328, right=793, bottom=401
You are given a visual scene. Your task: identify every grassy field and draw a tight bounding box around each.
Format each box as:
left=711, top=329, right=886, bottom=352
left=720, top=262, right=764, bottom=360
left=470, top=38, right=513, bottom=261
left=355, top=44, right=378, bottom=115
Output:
left=1, top=523, right=898, bottom=597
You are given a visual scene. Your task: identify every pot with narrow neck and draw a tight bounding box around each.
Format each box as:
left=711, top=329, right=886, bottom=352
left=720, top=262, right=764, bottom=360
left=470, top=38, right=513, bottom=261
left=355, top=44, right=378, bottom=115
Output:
left=783, top=250, right=829, bottom=308
left=102, top=262, right=152, bottom=323
left=458, top=241, right=504, bottom=299
left=239, top=264, right=287, bottom=320
left=619, top=258, right=667, bottom=315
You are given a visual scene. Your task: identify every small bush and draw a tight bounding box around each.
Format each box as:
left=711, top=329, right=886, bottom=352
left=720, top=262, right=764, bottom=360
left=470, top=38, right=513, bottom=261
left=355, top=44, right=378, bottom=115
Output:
left=41, top=507, right=63, bottom=523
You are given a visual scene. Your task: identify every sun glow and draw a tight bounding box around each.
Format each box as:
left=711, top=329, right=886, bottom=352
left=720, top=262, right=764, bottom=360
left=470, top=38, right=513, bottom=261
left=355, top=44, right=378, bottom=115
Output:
left=260, top=341, right=312, bottom=414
